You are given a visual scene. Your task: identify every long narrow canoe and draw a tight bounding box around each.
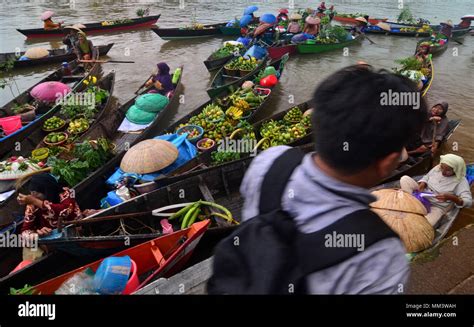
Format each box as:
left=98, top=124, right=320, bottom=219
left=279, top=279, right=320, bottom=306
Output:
left=207, top=55, right=269, bottom=98
left=30, top=220, right=210, bottom=295
left=17, top=15, right=161, bottom=39
left=204, top=44, right=249, bottom=72
left=296, top=34, right=363, bottom=54
left=364, top=26, right=471, bottom=38
left=0, top=54, right=101, bottom=158
left=151, top=23, right=226, bottom=40
left=415, top=38, right=448, bottom=56
left=267, top=42, right=297, bottom=60
left=421, top=56, right=434, bottom=98
left=334, top=15, right=388, bottom=25
left=0, top=43, right=113, bottom=70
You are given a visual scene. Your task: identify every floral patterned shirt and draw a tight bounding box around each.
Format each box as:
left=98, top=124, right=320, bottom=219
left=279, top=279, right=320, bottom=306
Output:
left=21, top=188, right=83, bottom=235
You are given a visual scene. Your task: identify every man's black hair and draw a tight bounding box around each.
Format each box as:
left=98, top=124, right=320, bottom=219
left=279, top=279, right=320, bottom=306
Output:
left=311, top=65, right=428, bottom=174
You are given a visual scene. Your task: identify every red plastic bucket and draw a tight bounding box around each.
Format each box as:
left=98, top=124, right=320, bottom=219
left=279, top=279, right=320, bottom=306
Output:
left=0, top=116, right=22, bottom=135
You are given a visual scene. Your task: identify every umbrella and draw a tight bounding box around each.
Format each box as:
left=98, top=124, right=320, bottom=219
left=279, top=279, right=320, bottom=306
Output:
left=30, top=81, right=71, bottom=103
left=376, top=22, right=391, bottom=32
left=240, top=14, right=253, bottom=27
left=41, top=11, right=55, bottom=21
left=260, top=13, right=277, bottom=24
left=24, top=47, right=49, bottom=59
left=253, top=23, right=273, bottom=37
left=120, top=139, right=178, bottom=174
left=244, top=6, right=258, bottom=15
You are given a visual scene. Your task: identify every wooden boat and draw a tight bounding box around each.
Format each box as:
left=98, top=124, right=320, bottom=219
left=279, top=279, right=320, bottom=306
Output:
left=219, top=26, right=242, bottom=36
left=296, top=35, right=362, bottom=54
left=151, top=23, right=225, bottom=40
left=17, top=15, right=161, bottom=39
left=207, top=55, right=269, bottom=98
left=30, top=220, right=210, bottom=295
left=364, top=25, right=471, bottom=38
left=334, top=15, right=388, bottom=25
left=203, top=44, right=249, bottom=72
left=0, top=55, right=101, bottom=159
left=415, top=38, right=448, bottom=56
left=0, top=43, right=113, bottom=70
left=0, top=67, right=184, bottom=228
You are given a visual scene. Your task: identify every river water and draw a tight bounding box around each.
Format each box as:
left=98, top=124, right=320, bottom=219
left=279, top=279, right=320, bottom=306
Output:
left=0, top=0, right=473, bottom=229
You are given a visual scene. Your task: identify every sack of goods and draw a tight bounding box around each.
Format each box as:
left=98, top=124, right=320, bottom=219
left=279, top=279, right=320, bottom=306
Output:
left=125, top=93, right=169, bottom=125
left=24, top=47, right=49, bottom=59
left=370, top=189, right=434, bottom=253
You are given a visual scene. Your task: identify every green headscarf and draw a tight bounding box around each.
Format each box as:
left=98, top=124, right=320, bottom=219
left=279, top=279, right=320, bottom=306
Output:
left=440, top=154, right=466, bottom=181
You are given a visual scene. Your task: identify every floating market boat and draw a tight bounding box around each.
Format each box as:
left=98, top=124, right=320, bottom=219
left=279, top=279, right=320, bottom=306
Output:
left=363, top=25, right=471, bottom=38
left=267, top=42, right=298, bottom=60
left=151, top=23, right=226, bottom=40
left=415, top=37, right=448, bottom=56
left=207, top=54, right=269, bottom=98
left=29, top=220, right=211, bottom=295
left=203, top=42, right=248, bottom=72
left=0, top=55, right=102, bottom=159
left=16, top=15, right=161, bottom=39
left=333, top=14, right=388, bottom=25
left=296, top=34, right=363, bottom=54
left=0, top=44, right=113, bottom=70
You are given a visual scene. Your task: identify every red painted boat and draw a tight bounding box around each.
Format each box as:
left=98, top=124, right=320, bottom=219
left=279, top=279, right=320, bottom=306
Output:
left=268, top=43, right=297, bottom=60
left=334, top=15, right=388, bottom=25
left=31, top=220, right=210, bottom=295
left=17, top=15, right=160, bottom=39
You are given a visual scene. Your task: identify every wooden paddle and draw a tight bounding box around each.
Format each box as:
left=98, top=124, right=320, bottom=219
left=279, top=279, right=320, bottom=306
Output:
left=451, top=38, right=463, bottom=45
left=79, top=59, right=135, bottom=63
left=431, top=120, right=438, bottom=157
left=362, top=33, right=377, bottom=45
left=135, top=73, right=155, bottom=95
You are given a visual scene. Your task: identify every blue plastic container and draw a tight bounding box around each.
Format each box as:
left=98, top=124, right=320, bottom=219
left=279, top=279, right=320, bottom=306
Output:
left=244, top=45, right=267, bottom=60
left=93, top=256, right=132, bottom=294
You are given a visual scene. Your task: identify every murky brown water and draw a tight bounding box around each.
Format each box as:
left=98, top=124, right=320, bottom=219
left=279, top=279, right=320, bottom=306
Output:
left=1, top=0, right=473, bottom=229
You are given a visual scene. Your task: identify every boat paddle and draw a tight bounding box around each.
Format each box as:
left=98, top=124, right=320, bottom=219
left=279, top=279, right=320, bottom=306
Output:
left=362, top=33, right=377, bottom=45
left=451, top=38, right=463, bottom=45
left=79, top=59, right=135, bottom=63
left=135, top=72, right=155, bottom=94
left=431, top=120, right=438, bottom=157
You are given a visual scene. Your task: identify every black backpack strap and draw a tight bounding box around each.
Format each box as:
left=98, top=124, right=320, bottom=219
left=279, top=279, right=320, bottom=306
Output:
left=259, top=148, right=305, bottom=214
left=296, top=209, right=399, bottom=275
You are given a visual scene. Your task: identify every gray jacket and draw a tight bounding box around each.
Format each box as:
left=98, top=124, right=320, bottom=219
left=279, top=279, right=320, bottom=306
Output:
left=240, top=146, right=410, bottom=294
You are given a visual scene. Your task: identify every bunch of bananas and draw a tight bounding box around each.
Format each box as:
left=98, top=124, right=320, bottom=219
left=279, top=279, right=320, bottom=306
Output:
left=169, top=200, right=237, bottom=229
left=232, top=99, right=250, bottom=112
left=226, top=106, right=244, bottom=120
left=284, top=107, right=303, bottom=122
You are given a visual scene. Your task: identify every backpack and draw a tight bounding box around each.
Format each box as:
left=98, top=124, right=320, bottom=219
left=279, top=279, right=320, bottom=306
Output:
left=207, top=148, right=398, bottom=294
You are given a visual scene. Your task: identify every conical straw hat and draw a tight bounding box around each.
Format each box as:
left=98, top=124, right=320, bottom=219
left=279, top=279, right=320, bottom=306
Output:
left=120, top=139, right=178, bottom=174
left=25, top=47, right=49, bottom=59
left=376, top=22, right=391, bottom=32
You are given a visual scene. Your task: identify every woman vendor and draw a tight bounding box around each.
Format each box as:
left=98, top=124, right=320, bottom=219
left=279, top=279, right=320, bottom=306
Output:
left=17, top=174, right=83, bottom=260
left=400, top=154, right=472, bottom=227
left=350, top=17, right=368, bottom=36
left=277, top=9, right=289, bottom=22
left=145, top=62, right=174, bottom=96
left=303, top=16, right=321, bottom=36
left=287, top=13, right=302, bottom=34
left=407, top=102, right=450, bottom=155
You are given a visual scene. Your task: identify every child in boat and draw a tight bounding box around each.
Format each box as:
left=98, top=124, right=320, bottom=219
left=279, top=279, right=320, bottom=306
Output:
left=145, top=62, right=174, bottom=96
left=400, top=154, right=472, bottom=226
left=407, top=102, right=449, bottom=155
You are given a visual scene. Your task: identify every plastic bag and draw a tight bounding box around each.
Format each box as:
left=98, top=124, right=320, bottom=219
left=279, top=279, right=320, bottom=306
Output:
left=55, top=268, right=96, bottom=294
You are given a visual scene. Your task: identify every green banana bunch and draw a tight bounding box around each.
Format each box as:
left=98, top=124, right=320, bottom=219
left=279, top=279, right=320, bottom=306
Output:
left=168, top=200, right=238, bottom=229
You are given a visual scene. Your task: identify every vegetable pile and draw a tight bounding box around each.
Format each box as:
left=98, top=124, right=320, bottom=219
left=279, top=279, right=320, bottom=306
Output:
left=210, top=42, right=244, bottom=60
left=67, top=118, right=89, bottom=134
left=43, top=116, right=65, bottom=131
left=224, top=56, right=259, bottom=72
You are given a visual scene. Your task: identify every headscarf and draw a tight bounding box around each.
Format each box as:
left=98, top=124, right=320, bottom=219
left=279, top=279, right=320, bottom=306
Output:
left=433, top=102, right=449, bottom=117
left=152, top=62, right=174, bottom=95
left=440, top=154, right=466, bottom=181
left=78, top=32, right=90, bottom=54
left=29, top=173, right=62, bottom=203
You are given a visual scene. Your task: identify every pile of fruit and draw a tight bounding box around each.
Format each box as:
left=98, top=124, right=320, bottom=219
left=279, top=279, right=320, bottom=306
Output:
left=226, top=87, right=266, bottom=109
left=259, top=107, right=312, bottom=149
left=32, top=148, right=49, bottom=161
left=177, top=126, right=202, bottom=140
left=67, top=118, right=89, bottom=134
left=101, top=19, right=133, bottom=26
left=226, top=99, right=250, bottom=120
left=400, top=27, right=419, bottom=33
left=224, top=56, right=259, bottom=72
left=181, top=104, right=235, bottom=142
left=315, top=36, right=339, bottom=44
left=167, top=200, right=237, bottom=229
left=43, top=116, right=65, bottom=131
left=416, top=25, right=432, bottom=33
left=197, top=138, right=215, bottom=150
left=45, top=132, right=67, bottom=144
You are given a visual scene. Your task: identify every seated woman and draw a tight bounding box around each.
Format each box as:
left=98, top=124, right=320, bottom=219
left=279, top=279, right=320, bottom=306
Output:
left=63, top=28, right=80, bottom=54
left=287, top=14, right=302, bottom=34
left=303, top=16, right=321, bottom=36
left=407, top=102, right=449, bottom=155
left=145, top=62, right=174, bottom=96
left=18, top=174, right=84, bottom=259
left=400, top=154, right=472, bottom=227
left=415, top=43, right=431, bottom=65
left=350, top=17, right=368, bottom=36
left=277, top=9, right=289, bottom=22
left=74, top=32, right=96, bottom=61
left=43, top=17, right=62, bottom=30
